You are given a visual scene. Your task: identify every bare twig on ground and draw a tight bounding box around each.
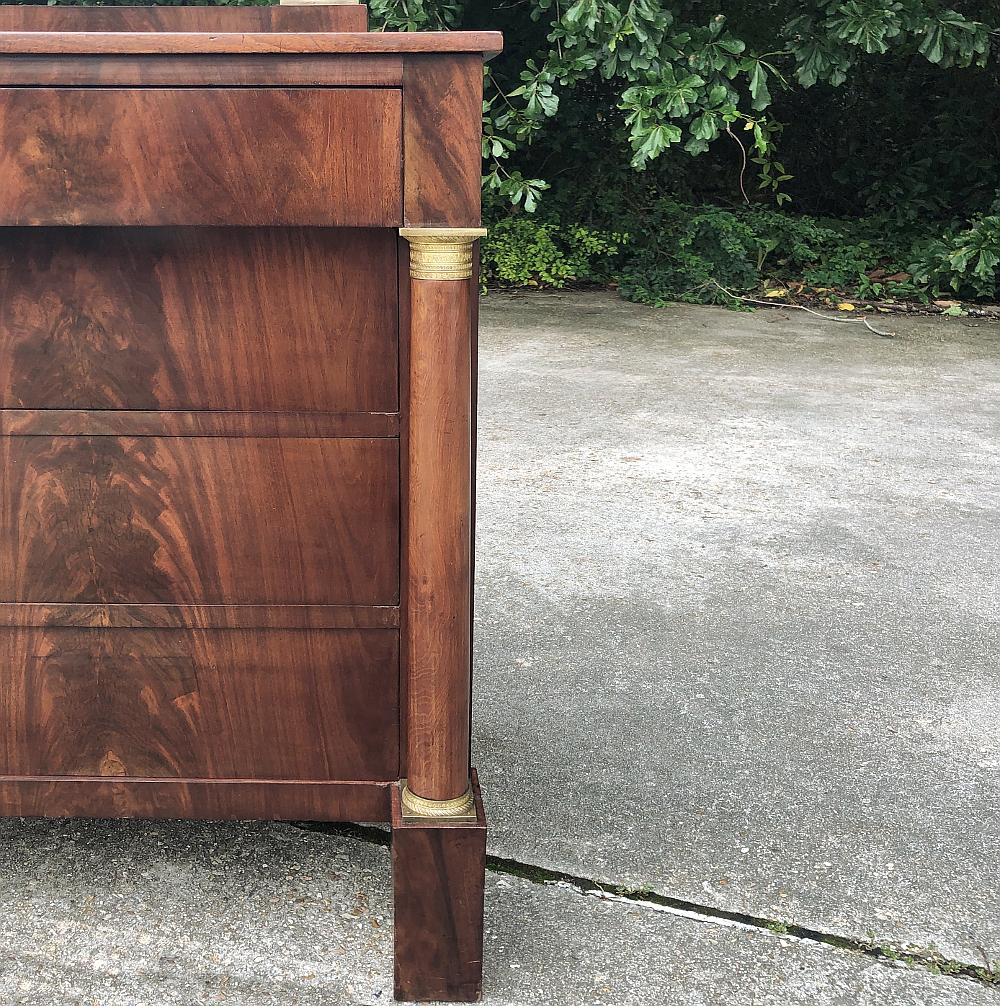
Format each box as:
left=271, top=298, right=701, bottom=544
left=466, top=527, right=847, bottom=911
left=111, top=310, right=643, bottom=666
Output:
left=705, top=280, right=896, bottom=337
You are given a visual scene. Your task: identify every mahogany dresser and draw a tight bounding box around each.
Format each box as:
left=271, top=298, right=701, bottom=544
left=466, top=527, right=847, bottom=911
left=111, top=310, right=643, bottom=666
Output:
left=0, top=4, right=500, bottom=1001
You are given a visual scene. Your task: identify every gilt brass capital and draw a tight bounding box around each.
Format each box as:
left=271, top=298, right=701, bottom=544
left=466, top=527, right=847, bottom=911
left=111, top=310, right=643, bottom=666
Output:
left=399, top=227, right=487, bottom=281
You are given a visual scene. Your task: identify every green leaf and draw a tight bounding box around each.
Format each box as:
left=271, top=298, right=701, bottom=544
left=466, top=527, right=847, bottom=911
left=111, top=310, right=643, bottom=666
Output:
left=690, top=112, right=719, bottom=141
left=747, top=61, right=772, bottom=110
left=919, top=25, right=944, bottom=63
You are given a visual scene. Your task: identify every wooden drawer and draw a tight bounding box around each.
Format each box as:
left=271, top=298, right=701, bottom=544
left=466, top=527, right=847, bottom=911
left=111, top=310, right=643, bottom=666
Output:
left=0, top=87, right=401, bottom=226
left=0, top=437, right=399, bottom=605
left=0, top=227, right=398, bottom=413
left=0, top=626, right=398, bottom=780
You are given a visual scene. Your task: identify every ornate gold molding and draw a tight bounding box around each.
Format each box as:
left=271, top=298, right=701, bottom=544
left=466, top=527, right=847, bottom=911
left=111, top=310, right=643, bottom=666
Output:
left=399, top=227, right=488, bottom=281
left=401, top=780, right=476, bottom=819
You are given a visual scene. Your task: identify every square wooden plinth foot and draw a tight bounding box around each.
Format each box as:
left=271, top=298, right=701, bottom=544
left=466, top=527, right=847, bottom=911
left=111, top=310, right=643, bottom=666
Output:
left=391, top=770, right=487, bottom=1002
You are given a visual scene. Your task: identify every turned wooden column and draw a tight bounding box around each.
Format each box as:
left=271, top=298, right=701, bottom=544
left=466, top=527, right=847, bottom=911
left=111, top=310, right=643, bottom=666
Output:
left=399, top=227, right=485, bottom=815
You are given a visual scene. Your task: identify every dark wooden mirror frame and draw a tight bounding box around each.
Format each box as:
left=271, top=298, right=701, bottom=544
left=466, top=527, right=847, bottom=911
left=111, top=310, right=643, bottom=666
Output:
left=0, top=6, right=501, bottom=1000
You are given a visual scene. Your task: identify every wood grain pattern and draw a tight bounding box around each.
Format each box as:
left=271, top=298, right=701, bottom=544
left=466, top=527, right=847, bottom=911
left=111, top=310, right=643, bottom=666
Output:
left=0, top=627, right=398, bottom=780
left=0, top=89, right=401, bottom=226
left=469, top=244, right=481, bottom=773
left=0, top=31, right=503, bottom=58
left=0, top=227, right=398, bottom=412
left=0, top=437, right=399, bottom=605
left=403, top=54, right=484, bottom=226
left=0, top=604, right=399, bottom=631
left=398, top=240, right=413, bottom=779
left=0, top=411, right=399, bottom=439
left=0, top=54, right=402, bottom=87
left=0, top=777, right=391, bottom=822
left=392, top=773, right=486, bottom=1002
left=405, top=278, right=474, bottom=802
left=0, top=6, right=368, bottom=33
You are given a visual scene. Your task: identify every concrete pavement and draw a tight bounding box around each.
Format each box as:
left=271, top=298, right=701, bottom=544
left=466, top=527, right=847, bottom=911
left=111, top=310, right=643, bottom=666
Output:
left=0, top=818, right=995, bottom=1004
left=474, top=294, right=1000, bottom=970
left=0, top=292, right=997, bottom=1003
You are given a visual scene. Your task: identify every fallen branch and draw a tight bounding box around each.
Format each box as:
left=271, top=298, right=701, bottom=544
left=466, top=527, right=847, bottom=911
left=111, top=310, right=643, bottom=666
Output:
left=862, top=317, right=895, bottom=338
left=705, top=279, right=896, bottom=338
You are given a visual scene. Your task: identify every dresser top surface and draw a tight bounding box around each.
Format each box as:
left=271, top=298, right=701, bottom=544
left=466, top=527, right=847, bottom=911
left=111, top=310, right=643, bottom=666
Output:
left=0, top=5, right=501, bottom=58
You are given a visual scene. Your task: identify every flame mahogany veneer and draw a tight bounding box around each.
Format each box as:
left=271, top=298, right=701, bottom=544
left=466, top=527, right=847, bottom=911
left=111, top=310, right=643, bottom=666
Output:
left=0, top=6, right=499, bottom=1000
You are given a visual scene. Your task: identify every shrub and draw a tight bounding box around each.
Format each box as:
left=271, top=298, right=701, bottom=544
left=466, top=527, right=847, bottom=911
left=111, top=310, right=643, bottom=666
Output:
left=481, top=201, right=935, bottom=307
left=608, top=201, right=925, bottom=306
left=481, top=216, right=627, bottom=289
left=910, top=216, right=1000, bottom=299
left=614, top=202, right=762, bottom=306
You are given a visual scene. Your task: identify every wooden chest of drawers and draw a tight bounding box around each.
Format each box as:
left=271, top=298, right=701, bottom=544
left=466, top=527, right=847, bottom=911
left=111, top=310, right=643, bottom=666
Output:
left=0, top=5, right=501, bottom=1001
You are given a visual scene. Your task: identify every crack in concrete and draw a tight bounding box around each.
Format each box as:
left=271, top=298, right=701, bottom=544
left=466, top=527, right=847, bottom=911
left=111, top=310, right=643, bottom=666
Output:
left=497, top=862, right=1000, bottom=990
left=292, top=820, right=1000, bottom=990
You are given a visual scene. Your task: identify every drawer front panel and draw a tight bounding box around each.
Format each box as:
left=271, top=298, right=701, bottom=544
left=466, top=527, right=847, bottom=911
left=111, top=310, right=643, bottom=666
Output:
left=0, top=436, right=399, bottom=605
left=0, top=227, right=398, bottom=412
left=0, top=626, right=398, bottom=780
left=0, top=87, right=401, bottom=226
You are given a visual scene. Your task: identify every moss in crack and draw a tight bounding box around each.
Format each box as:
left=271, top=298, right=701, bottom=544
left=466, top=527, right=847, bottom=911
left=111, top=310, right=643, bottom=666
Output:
left=976, top=962, right=1000, bottom=985
left=862, top=941, right=1000, bottom=985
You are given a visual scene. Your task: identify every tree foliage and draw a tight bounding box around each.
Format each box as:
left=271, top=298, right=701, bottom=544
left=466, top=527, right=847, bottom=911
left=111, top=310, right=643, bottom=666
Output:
left=369, top=1, right=998, bottom=211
